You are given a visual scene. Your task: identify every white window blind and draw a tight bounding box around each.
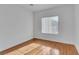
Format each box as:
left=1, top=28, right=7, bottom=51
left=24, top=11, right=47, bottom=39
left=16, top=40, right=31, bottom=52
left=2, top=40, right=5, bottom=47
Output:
left=42, top=16, right=58, bottom=34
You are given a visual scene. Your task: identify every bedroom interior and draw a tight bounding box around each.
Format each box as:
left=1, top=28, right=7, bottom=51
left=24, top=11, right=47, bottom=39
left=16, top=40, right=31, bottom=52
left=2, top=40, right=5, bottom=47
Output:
left=0, top=4, right=79, bottom=55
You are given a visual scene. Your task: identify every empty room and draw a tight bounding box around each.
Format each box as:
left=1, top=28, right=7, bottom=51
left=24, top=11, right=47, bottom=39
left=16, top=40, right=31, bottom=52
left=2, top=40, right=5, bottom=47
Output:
left=0, top=4, right=79, bottom=55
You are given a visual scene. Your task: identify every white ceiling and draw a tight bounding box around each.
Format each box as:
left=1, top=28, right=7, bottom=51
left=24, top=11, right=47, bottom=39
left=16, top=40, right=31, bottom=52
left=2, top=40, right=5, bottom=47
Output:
left=19, top=4, right=62, bottom=12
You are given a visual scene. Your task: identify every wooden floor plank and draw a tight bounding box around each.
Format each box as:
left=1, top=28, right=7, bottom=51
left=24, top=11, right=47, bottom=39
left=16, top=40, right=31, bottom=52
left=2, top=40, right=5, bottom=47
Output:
left=0, top=38, right=78, bottom=55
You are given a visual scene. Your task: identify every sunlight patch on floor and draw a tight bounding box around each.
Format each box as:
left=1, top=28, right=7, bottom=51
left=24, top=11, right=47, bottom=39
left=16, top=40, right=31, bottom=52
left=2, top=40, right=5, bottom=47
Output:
left=5, top=43, right=60, bottom=55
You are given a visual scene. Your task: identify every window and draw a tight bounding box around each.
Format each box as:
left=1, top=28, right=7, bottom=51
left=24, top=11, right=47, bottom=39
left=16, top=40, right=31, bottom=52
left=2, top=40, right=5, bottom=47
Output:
left=42, top=16, right=59, bottom=34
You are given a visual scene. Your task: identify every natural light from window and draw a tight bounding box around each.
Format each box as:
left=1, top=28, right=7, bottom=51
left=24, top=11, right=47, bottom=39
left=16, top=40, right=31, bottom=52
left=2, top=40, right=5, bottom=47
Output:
left=42, top=16, right=59, bottom=34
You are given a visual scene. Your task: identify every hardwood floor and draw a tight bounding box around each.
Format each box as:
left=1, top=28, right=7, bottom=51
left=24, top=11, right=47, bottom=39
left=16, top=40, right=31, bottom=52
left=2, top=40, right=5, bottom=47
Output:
left=0, top=38, right=78, bottom=55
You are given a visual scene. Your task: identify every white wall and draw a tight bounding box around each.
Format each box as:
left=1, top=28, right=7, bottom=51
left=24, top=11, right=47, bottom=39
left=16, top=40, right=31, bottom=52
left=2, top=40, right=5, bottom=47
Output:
left=74, top=4, right=79, bottom=53
left=33, top=5, right=75, bottom=44
left=0, top=5, right=33, bottom=51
